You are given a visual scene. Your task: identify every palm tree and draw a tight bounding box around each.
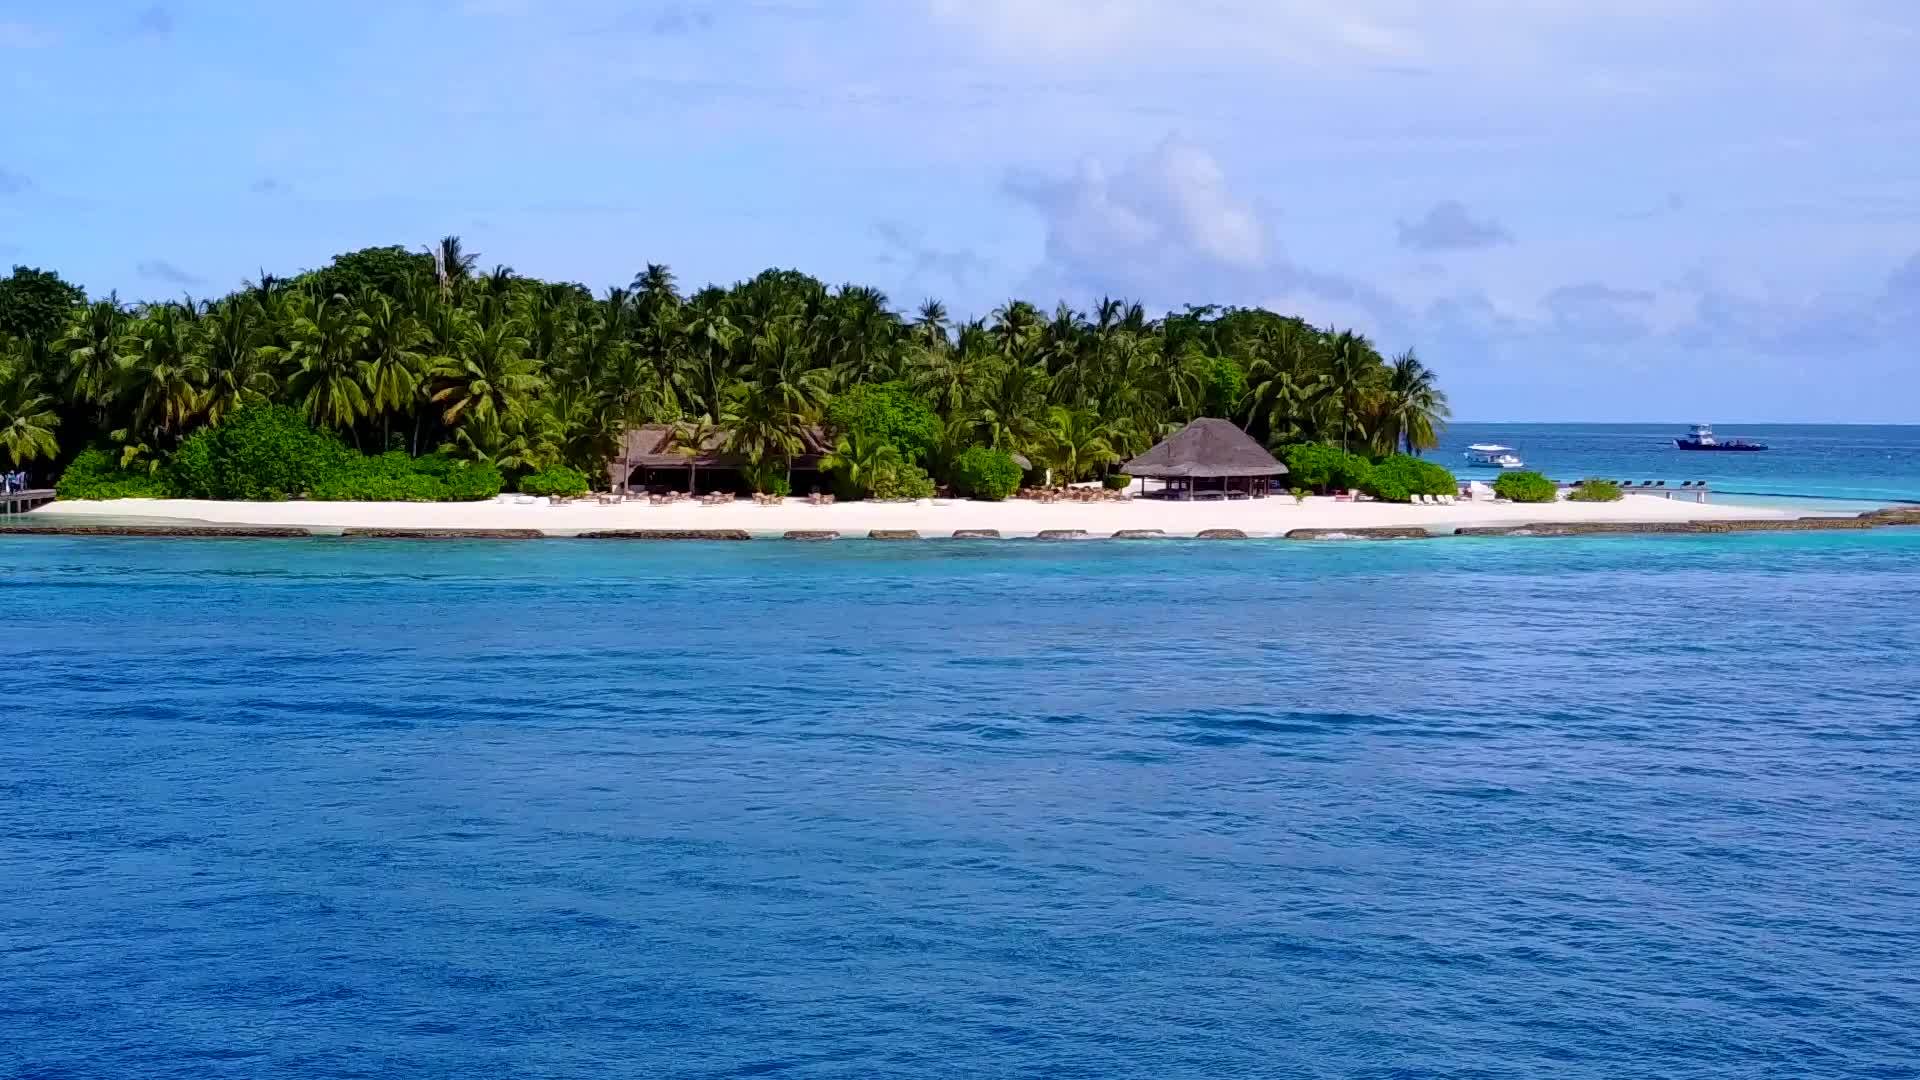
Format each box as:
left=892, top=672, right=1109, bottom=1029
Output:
left=359, top=293, right=425, bottom=451
left=1324, top=329, right=1380, bottom=453
left=668, top=413, right=721, bottom=494
left=819, top=427, right=903, bottom=498
left=0, top=368, right=59, bottom=467
left=909, top=320, right=983, bottom=419
left=989, top=299, right=1041, bottom=360
left=428, top=319, right=540, bottom=432
left=632, top=263, right=680, bottom=320
left=911, top=299, right=949, bottom=350
left=1036, top=405, right=1119, bottom=485
left=53, top=298, right=130, bottom=411
left=199, top=302, right=277, bottom=427
left=724, top=320, right=829, bottom=484
left=413, top=295, right=473, bottom=455
left=428, top=235, right=478, bottom=300
left=1380, top=350, right=1450, bottom=454
left=121, top=303, right=205, bottom=448
left=286, top=296, right=372, bottom=439
left=1245, top=363, right=1331, bottom=446
left=974, top=358, right=1049, bottom=453
left=678, top=304, right=738, bottom=419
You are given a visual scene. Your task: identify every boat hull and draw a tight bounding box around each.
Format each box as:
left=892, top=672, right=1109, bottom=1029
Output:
left=1675, top=440, right=1767, bottom=451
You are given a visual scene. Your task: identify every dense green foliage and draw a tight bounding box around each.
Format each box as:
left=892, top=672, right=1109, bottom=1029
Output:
left=823, top=382, right=938, bottom=464
left=1282, top=443, right=1375, bottom=493
left=144, top=405, right=503, bottom=502
left=1103, top=473, right=1133, bottom=491
left=1360, top=454, right=1457, bottom=503
left=1494, top=470, right=1560, bottom=503
left=1202, top=357, right=1245, bottom=418
left=308, top=451, right=504, bottom=502
left=1567, top=478, right=1624, bottom=502
left=819, top=428, right=904, bottom=500
left=950, top=446, right=1023, bottom=501
left=0, top=238, right=1450, bottom=500
left=55, top=447, right=174, bottom=499
left=174, top=405, right=349, bottom=500
left=0, top=266, right=85, bottom=344
left=517, top=464, right=591, bottom=497
left=872, top=462, right=936, bottom=501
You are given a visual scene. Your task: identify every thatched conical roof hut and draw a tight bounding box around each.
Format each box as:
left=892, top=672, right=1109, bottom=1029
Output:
left=1125, top=418, right=1287, bottom=478
left=1123, top=418, right=1286, bottom=499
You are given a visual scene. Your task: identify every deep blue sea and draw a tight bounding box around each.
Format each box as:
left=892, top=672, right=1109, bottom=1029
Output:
left=1442, top=423, right=1920, bottom=507
left=5, top=534, right=1920, bottom=1079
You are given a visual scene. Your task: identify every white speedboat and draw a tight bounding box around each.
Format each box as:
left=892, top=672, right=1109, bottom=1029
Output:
left=1464, top=443, right=1525, bottom=469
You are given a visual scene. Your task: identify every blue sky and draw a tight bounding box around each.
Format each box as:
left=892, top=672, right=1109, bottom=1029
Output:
left=2, top=1, right=1916, bottom=421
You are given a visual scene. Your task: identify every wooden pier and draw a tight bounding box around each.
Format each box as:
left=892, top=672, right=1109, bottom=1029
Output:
left=1, top=489, right=56, bottom=515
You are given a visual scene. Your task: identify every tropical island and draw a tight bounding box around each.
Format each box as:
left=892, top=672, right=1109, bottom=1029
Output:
left=0, top=242, right=1801, bottom=537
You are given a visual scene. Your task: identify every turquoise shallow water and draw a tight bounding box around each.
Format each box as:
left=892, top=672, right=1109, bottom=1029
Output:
left=5, top=534, right=1920, bottom=1078
left=1443, top=423, right=1920, bottom=505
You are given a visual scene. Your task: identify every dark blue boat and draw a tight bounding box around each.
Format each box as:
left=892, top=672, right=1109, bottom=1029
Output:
left=1675, top=423, right=1767, bottom=452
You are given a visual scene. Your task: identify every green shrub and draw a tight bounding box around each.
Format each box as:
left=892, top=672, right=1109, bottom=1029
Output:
left=56, top=447, right=175, bottom=500
left=1567, top=478, right=1623, bottom=502
left=303, top=451, right=504, bottom=502
left=827, top=467, right=867, bottom=503
left=748, top=467, right=792, bottom=497
left=167, top=431, right=218, bottom=498
left=1203, top=357, right=1245, bottom=418
left=950, top=446, right=1022, bottom=501
left=202, top=405, right=353, bottom=500
left=873, top=462, right=935, bottom=500
left=518, top=464, right=591, bottom=498
left=736, top=459, right=793, bottom=497
left=1493, top=470, right=1559, bottom=503
left=1361, top=454, right=1457, bottom=503
left=1290, top=487, right=1308, bottom=504
left=309, top=452, right=436, bottom=501
left=824, top=382, right=940, bottom=464
left=1281, top=443, right=1373, bottom=493
left=1103, top=473, right=1133, bottom=491
left=405, top=452, right=503, bottom=502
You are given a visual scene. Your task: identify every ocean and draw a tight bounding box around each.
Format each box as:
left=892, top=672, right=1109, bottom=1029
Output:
left=5, top=534, right=1920, bottom=1078
left=1441, top=423, right=1920, bottom=508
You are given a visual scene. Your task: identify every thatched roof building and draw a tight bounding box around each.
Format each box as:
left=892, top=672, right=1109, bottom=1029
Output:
left=1125, top=418, right=1287, bottom=478
left=608, top=424, right=832, bottom=491
left=1123, top=418, right=1286, bottom=499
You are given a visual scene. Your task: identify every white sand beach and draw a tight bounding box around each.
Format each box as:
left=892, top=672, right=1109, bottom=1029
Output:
left=31, top=492, right=1801, bottom=537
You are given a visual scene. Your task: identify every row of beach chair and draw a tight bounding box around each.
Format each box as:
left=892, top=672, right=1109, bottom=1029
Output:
left=1575, top=479, right=1708, bottom=489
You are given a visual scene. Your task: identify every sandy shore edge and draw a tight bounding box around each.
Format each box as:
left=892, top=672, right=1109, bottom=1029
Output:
left=13, top=493, right=1836, bottom=540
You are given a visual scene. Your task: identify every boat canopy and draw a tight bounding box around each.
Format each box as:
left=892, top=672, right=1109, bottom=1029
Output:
left=1466, top=443, right=1516, bottom=452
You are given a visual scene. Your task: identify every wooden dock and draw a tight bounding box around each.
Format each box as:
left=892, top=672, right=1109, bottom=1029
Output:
left=1, top=489, right=56, bottom=515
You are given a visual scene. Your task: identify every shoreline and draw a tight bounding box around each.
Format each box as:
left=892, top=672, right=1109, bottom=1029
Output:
left=8, top=493, right=1912, bottom=541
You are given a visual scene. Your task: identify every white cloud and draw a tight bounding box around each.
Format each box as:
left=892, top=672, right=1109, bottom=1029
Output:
left=1007, top=138, right=1267, bottom=291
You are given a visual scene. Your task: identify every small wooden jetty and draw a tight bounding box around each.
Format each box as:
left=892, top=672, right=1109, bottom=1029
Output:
left=1, top=489, right=56, bottom=515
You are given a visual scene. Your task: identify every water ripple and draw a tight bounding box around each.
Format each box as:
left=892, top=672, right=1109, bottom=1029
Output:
left=4, top=532, right=1920, bottom=1078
